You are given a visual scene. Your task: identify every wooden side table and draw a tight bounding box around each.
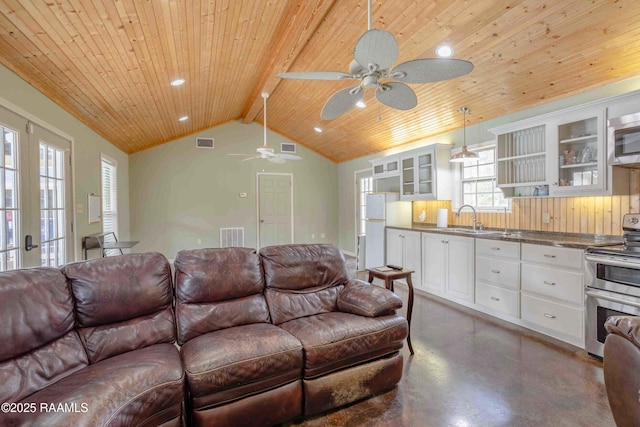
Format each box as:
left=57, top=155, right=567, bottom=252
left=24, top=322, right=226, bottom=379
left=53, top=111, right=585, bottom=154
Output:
left=367, top=268, right=415, bottom=355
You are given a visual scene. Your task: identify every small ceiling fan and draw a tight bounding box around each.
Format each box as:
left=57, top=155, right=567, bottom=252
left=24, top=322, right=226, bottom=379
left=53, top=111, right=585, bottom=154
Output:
left=277, top=0, right=473, bottom=120
left=229, top=92, right=302, bottom=164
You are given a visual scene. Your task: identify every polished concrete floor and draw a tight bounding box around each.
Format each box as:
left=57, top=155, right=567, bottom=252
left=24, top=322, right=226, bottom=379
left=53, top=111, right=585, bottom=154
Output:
left=288, top=272, right=615, bottom=427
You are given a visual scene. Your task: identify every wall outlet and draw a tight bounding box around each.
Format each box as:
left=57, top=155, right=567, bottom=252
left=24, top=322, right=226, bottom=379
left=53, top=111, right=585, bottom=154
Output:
left=320, top=233, right=326, bottom=239
left=542, top=213, right=550, bottom=224
left=239, top=192, right=247, bottom=198
left=311, top=234, right=315, bottom=239
left=197, top=238, right=202, bottom=245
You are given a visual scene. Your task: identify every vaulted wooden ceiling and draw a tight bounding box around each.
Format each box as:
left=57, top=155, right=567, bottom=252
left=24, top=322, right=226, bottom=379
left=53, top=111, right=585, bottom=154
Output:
left=1, top=0, right=639, bottom=163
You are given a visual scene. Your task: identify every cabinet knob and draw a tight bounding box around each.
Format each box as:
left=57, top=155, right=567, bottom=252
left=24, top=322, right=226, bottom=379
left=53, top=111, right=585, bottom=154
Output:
left=491, top=247, right=501, bottom=251
left=552, top=182, right=558, bottom=186
left=490, top=296, right=500, bottom=301
left=543, top=254, right=556, bottom=258
left=491, top=269, right=501, bottom=274
left=543, top=280, right=556, bottom=286
left=543, top=313, right=556, bottom=319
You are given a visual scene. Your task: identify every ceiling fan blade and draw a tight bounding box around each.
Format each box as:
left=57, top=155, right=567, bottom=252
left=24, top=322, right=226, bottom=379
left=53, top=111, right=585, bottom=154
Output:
left=277, top=71, right=355, bottom=80
left=375, top=82, right=417, bottom=110
left=240, top=156, right=260, bottom=162
left=268, top=157, right=286, bottom=164
left=277, top=153, right=302, bottom=160
left=354, top=29, right=398, bottom=72
left=389, top=58, right=474, bottom=84
left=321, top=86, right=364, bottom=120
left=228, top=153, right=256, bottom=156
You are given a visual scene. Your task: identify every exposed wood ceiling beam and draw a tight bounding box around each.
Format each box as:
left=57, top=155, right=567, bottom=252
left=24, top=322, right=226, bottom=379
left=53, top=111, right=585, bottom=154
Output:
left=241, top=0, right=338, bottom=124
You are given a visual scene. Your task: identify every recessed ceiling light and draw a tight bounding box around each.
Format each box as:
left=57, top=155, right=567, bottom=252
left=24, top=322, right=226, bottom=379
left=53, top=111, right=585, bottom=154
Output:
left=314, top=126, right=323, bottom=133
left=356, top=100, right=366, bottom=108
left=178, top=116, right=189, bottom=122
left=170, top=78, right=186, bottom=86
left=435, top=44, right=454, bottom=58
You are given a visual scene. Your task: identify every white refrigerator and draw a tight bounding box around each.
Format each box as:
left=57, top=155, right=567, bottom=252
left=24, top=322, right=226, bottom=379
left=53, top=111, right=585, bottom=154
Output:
left=364, top=193, right=412, bottom=269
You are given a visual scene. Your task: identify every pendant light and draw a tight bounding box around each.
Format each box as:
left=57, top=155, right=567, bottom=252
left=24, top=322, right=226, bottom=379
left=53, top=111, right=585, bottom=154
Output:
left=450, top=107, right=478, bottom=163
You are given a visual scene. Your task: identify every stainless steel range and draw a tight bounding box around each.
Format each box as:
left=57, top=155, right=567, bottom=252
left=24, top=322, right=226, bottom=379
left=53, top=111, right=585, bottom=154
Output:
left=585, top=213, right=640, bottom=358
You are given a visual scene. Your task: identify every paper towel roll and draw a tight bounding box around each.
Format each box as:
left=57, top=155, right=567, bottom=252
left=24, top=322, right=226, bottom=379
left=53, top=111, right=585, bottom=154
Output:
left=437, top=208, right=448, bottom=228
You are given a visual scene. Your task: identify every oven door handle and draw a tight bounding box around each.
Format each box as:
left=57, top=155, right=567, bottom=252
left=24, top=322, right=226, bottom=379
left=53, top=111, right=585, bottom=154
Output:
left=586, top=289, right=640, bottom=310
left=585, top=254, right=640, bottom=269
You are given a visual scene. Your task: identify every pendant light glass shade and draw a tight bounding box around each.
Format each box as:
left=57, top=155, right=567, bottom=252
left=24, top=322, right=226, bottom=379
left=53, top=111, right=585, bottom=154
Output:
left=450, top=107, right=478, bottom=163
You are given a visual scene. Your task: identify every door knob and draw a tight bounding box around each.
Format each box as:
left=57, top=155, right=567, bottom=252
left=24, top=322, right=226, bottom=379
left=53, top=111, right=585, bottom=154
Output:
left=25, top=235, right=39, bottom=251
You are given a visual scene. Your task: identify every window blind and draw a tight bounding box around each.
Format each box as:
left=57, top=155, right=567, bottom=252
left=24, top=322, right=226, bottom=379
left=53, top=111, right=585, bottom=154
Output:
left=101, top=156, right=117, bottom=254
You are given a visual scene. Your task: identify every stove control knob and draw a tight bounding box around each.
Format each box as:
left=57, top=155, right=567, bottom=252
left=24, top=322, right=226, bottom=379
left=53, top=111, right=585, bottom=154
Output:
left=631, top=217, right=639, bottom=225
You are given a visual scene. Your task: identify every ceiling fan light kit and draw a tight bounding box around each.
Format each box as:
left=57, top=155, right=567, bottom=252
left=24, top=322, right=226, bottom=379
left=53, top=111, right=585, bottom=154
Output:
left=450, top=107, right=479, bottom=163
left=228, top=92, right=302, bottom=163
left=277, top=0, right=473, bottom=121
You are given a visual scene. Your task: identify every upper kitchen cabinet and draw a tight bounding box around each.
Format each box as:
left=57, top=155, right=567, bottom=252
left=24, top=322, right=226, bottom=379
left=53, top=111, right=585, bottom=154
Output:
left=370, top=156, right=399, bottom=179
left=492, top=104, right=628, bottom=198
left=495, top=121, right=548, bottom=198
left=400, top=144, right=452, bottom=201
left=548, top=108, right=606, bottom=196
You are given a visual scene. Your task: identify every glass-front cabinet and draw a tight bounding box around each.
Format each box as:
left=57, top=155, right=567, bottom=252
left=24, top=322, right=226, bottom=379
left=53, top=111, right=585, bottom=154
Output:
left=371, top=156, right=399, bottom=179
left=493, top=106, right=613, bottom=198
left=399, top=145, right=451, bottom=201
left=548, top=108, right=606, bottom=195
left=401, top=149, right=434, bottom=199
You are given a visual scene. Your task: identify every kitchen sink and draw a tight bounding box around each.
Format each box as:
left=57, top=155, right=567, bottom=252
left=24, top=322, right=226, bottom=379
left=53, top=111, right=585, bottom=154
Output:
left=446, top=228, right=503, bottom=235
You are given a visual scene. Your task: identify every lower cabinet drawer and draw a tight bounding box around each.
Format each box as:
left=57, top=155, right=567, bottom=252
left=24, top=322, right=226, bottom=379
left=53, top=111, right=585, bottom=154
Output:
left=521, top=293, right=583, bottom=340
left=475, top=282, right=519, bottom=318
left=476, top=256, right=520, bottom=290
left=521, top=263, right=583, bottom=305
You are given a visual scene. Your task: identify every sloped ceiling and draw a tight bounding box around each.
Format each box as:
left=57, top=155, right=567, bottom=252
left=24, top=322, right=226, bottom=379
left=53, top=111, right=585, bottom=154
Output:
left=1, top=0, right=639, bottom=162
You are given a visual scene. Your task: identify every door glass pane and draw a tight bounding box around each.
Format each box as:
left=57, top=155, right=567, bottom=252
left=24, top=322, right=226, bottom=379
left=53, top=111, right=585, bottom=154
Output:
left=0, top=126, right=20, bottom=271
left=39, top=142, right=66, bottom=267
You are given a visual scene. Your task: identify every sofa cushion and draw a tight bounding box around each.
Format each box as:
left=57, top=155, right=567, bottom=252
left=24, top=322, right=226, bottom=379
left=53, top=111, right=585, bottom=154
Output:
left=63, top=252, right=175, bottom=363
left=0, top=267, right=88, bottom=403
left=337, top=280, right=403, bottom=317
left=175, top=248, right=270, bottom=345
left=181, top=323, right=302, bottom=407
left=260, top=244, right=349, bottom=324
left=279, top=312, right=408, bottom=378
left=3, top=343, right=184, bottom=426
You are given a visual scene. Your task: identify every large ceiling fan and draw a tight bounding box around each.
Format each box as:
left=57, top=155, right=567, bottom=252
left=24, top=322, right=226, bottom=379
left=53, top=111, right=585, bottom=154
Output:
left=229, top=92, right=302, bottom=164
left=277, top=0, right=474, bottom=120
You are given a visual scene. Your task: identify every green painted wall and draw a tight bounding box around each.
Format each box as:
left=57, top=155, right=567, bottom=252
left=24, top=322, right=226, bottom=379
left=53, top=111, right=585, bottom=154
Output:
left=129, top=121, right=338, bottom=257
left=0, top=63, right=130, bottom=261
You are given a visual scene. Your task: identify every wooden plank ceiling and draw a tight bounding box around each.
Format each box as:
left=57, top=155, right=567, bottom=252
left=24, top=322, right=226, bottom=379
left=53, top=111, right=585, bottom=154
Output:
left=1, top=0, right=640, bottom=163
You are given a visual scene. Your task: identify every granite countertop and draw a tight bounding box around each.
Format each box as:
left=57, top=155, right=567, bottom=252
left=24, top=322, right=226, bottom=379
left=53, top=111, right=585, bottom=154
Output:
left=387, top=223, right=623, bottom=249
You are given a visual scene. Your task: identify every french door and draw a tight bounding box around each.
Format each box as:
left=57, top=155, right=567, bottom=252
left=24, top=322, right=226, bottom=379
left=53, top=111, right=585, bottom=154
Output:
left=0, top=104, right=73, bottom=270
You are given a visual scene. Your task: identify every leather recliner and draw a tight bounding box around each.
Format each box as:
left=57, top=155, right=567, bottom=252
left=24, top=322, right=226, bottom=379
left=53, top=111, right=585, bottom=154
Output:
left=604, top=315, right=640, bottom=427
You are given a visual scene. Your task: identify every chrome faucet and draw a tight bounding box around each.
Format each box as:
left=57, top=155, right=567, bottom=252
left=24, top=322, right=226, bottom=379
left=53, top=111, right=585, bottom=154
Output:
left=456, top=204, right=478, bottom=231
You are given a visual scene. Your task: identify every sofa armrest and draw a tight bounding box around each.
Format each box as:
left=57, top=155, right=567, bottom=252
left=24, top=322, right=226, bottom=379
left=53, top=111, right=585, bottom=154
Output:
left=337, top=280, right=402, bottom=317
left=605, top=316, right=640, bottom=349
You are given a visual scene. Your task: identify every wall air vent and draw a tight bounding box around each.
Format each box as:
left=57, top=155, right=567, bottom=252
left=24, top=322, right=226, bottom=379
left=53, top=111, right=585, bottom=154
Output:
left=220, top=227, right=244, bottom=248
left=196, top=137, right=214, bottom=149
left=281, top=143, right=296, bottom=153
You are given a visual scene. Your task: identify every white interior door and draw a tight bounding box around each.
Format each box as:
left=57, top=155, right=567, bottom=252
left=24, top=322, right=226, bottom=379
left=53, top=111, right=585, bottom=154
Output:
left=0, top=104, right=73, bottom=270
left=258, top=174, right=293, bottom=248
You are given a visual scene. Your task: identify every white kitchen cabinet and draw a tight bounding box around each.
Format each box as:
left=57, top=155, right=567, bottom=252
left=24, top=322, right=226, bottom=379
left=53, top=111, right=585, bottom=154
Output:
left=400, top=145, right=452, bottom=201
left=385, top=228, right=421, bottom=289
left=370, top=156, right=399, bottom=179
left=475, top=239, right=521, bottom=319
left=421, top=232, right=474, bottom=303
left=492, top=105, right=629, bottom=198
left=520, top=242, right=584, bottom=346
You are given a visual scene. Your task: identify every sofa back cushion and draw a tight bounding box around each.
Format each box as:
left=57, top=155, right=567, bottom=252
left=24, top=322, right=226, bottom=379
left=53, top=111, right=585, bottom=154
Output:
left=0, top=268, right=88, bottom=402
left=174, top=247, right=270, bottom=345
left=260, top=244, right=349, bottom=325
left=63, top=252, right=175, bottom=363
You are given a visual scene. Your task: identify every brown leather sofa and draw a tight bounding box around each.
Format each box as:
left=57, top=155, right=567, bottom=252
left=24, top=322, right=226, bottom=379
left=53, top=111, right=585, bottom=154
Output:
left=1, top=244, right=407, bottom=426
left=0, top=252, right=184, bottom=426
left=604, top=316, right=640, bottom=427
